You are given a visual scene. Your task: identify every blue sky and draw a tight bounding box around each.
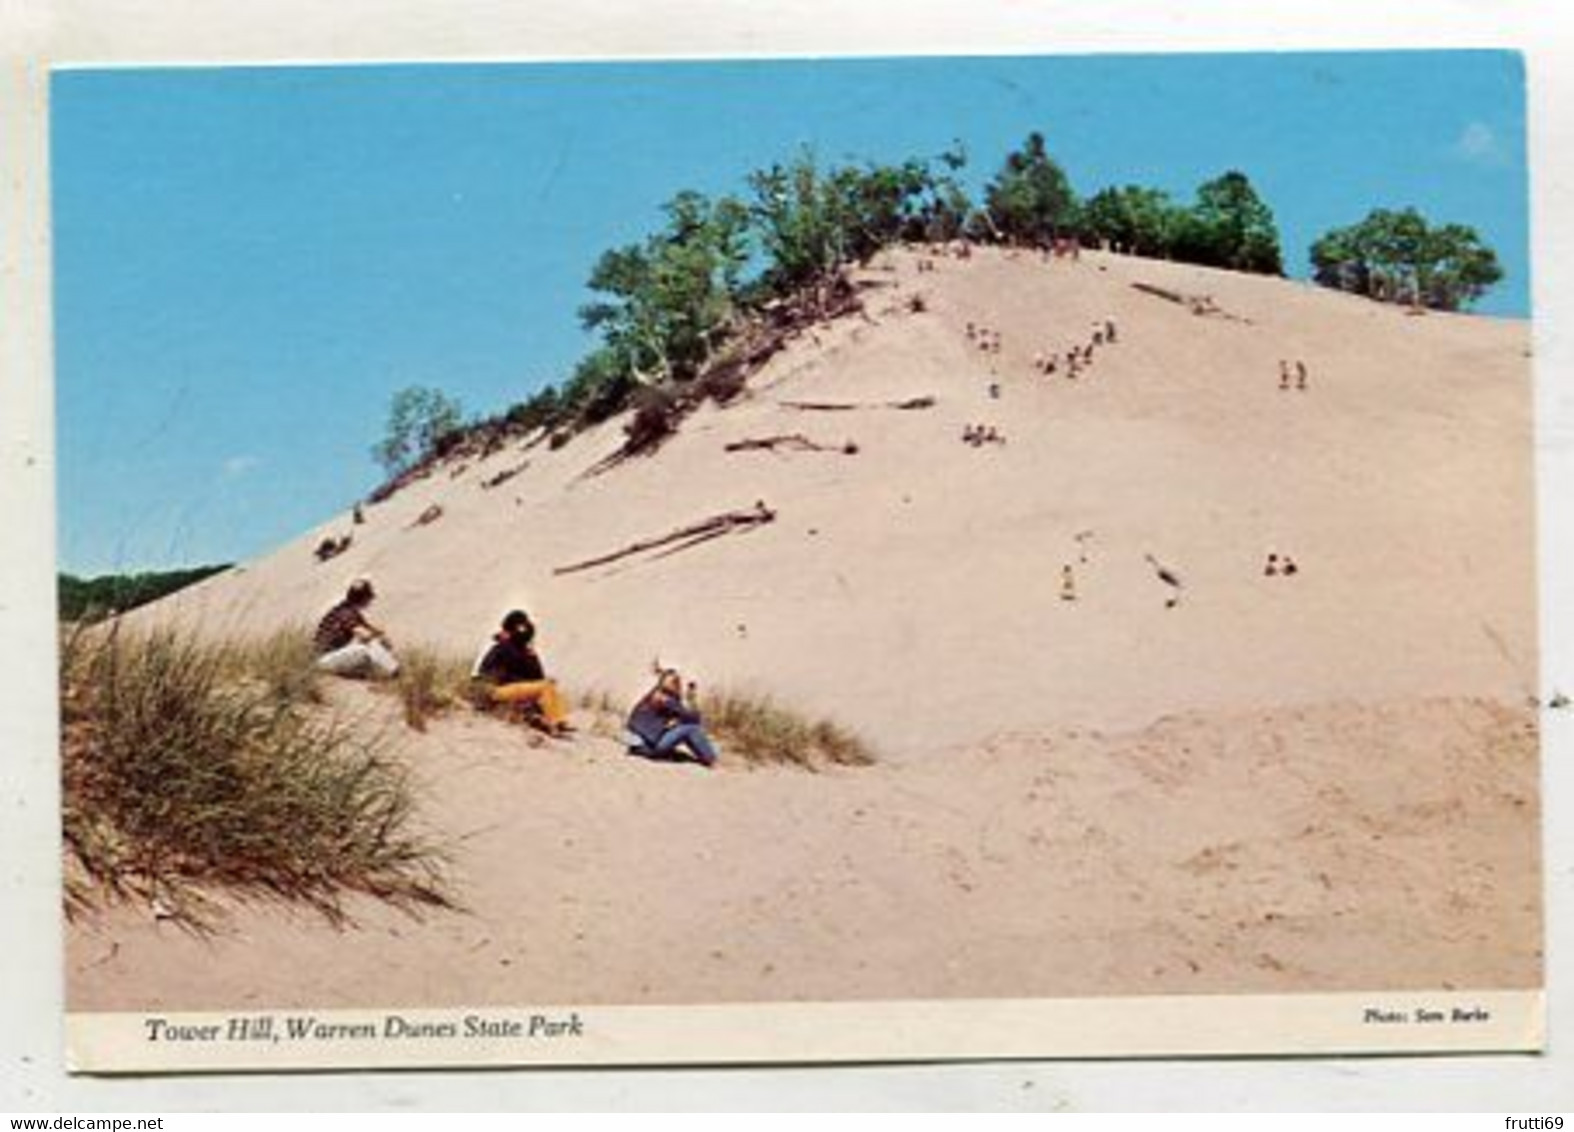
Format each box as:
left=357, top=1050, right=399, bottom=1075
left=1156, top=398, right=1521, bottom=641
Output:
left=52, top=51, right=1529, bottom=575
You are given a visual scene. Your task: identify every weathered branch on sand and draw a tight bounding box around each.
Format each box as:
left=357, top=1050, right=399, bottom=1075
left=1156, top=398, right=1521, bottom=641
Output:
left=553, top=501, right=777, bottom=576
left=480, top=461, right=529, bottom=490
left=1131, top=281, right=1251, bottom=323
left=409, top=504, right=444, bottom=529
left=778, top=395, right=936, bottom=412
left=724, top=433, right=859, bottom=455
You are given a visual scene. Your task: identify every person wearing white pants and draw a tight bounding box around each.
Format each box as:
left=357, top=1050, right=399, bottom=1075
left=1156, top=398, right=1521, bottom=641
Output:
left=316, top=637, right=401, bottom=678
left=313, top=577, right=401, bottom=679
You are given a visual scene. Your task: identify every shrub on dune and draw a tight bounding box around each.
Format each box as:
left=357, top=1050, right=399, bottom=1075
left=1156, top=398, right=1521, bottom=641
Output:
left=60, top=625, right=451, bottom=928
left=701, top=689, right=875, bottom=771
left=570, top=682, right=873, bottom=770
left=386, top=645, right=475, bottom=732
left=219, top=626, right=325, bottom=707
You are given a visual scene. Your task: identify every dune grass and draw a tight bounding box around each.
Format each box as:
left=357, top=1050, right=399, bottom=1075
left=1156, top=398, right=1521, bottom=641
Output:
left=217, top=626, right=327, bottom=707
left=60, top=623, right=452, bottom=929
left=385, top=644, right=477, bottom=732
left=575, top=682, right=874, bottom=770
left=702, top=688, right=875, bottom=770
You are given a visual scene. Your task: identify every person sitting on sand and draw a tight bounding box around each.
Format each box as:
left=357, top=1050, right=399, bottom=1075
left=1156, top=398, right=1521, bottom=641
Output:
left=475, top=609, right=573, bottom=735
left=626, top=668, right=720, bottom=768
left=314, top=578, right=400, bottom=678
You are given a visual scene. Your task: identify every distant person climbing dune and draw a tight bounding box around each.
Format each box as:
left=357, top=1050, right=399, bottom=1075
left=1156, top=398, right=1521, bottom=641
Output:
left=1144, top=553, right=1184, bottom=609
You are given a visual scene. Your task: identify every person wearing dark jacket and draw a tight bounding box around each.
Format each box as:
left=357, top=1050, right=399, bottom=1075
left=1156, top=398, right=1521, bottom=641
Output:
left=475, top=610, right=572, bottom=734
left=626, top=668, right=719, bottom=768
left=314, top=578, right=400, bottom=678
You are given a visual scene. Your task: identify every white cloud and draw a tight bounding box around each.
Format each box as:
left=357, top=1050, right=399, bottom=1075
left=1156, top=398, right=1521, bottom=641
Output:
left=1453, top=121, right=1503, bottom=164
left=222, top=455, right=259, bottom=478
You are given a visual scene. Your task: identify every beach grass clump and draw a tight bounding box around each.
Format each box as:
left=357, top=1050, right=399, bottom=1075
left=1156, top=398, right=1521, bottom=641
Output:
left=701, top=688, right=876, bottom=771
left=219, top=626, right=325, bottom=707
left=574, top=687, right=621, bottom=716
left=60, top=625, right=451, bottom=928
left=567, top=686, right=629, bottom=742
left=388, top=645, right=475, bottom=732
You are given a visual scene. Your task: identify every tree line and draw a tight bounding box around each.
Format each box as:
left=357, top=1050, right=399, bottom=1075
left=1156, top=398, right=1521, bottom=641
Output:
left=1310, top=207, right=1502, bottom=312
left=373, top=132, right=1504, bottom=479
left=59, top=565, right=230, bottom=622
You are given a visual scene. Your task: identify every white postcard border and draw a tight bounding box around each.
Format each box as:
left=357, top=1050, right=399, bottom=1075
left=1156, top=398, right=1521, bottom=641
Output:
left=67, top=991, right=1544, bottom=1074
left=5, top=0, right=1573, bottom=1112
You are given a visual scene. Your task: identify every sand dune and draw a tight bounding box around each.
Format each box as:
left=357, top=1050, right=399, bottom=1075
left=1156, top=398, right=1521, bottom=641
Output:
left=138, top=246, right=1536, bottom=752
left=71, top=245, right=1542, bottom=1008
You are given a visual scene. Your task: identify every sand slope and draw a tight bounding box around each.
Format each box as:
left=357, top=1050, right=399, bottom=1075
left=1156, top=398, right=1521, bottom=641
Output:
left=66, top=689, right=1539, bottom=1009
left=142, top=246, right=1536, bottom=755
left=74, top=246, right=1542, bottom=1007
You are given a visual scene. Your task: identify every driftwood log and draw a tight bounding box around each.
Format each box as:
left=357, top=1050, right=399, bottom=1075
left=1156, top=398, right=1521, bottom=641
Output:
left=1132, top=281, right=1192, bottom=306
left=724, top=433, right=858, bottom=455
left=1131, top=281, right=1250, bottom=322
left=480, top=461, right=529, bottom=490
left=554, top=501, right=776, bottom=576
left=778, top=395, right=935, bottom=412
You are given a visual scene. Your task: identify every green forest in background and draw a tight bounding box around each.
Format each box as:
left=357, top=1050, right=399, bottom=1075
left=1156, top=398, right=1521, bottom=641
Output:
left=59, top=565, right=230, bottom=622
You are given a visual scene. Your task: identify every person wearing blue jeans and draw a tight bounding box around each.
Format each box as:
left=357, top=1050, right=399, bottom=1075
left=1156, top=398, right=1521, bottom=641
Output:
left=627, top=669, right=720, bottom=768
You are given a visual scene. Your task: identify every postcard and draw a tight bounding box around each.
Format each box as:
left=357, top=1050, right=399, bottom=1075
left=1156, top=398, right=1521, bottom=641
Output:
left=49, top=49, right=1543, bottom=1073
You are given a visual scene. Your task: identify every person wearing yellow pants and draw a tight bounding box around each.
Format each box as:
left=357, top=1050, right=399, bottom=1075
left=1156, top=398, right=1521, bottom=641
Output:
left=489, top=676, right=571, bottom=729
left=475, top=610, right=574, bottom=735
